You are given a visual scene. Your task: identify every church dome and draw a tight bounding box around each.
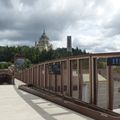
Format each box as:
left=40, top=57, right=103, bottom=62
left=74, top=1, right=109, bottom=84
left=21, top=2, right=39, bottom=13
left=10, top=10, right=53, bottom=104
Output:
left=35, top=30, right=52, bottom=51
left=40, top=31, right=49, bottom=41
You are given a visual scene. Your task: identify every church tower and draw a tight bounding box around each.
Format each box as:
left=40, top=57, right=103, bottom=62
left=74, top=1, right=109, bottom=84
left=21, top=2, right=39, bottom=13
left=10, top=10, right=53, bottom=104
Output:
left=67, top=36, right=72, bottom=52
left=35, top=30, right=52, bottom=51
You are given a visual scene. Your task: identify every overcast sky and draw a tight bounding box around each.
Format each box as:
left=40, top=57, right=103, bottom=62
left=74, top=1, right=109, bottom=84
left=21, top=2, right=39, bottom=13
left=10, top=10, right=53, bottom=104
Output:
left=0, top=0, right=120, bottom=52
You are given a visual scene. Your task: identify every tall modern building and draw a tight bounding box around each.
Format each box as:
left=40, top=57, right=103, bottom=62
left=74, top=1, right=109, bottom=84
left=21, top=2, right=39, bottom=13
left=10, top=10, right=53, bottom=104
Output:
left=67, top=36, right=72, bottom=52
left=35, top=30, right=52, bottom=51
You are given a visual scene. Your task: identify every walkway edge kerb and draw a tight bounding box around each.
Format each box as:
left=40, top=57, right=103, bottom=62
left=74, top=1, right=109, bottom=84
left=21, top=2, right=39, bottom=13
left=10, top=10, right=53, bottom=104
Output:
left=19, top=85, right=120, bottom=120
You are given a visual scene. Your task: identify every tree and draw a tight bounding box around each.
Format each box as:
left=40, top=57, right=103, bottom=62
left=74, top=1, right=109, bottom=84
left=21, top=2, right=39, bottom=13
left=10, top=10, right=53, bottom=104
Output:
left=0, top=46, right=87, bottom=64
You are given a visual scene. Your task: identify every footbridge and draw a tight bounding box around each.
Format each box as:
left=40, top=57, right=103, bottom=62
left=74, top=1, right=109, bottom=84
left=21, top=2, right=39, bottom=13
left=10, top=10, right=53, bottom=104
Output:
left=14, top=52, right=120, bottom=120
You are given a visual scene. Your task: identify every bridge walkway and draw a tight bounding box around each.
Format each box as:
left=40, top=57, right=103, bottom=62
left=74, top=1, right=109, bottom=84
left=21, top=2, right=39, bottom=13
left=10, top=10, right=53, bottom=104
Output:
left=0, top=79, right=93, bottom=120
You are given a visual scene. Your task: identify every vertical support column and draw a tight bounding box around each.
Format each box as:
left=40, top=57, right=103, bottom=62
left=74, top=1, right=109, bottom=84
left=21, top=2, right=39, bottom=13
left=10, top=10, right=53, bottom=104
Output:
left=45, top=64, right=47, bottom=89
left=48, top=63, right=51, bottom=91
left=36, top=65, right=39, bottom=88
left=35, top=66, right=37, bottom=86
left=33, top=66, right=35, bottom=86
left=32, top=67, right=34, bottom=85
left=61, top=61, right=63, bottom=94
left=36, top=66, right=38, bottom=87
left=40, top=65, right=42, bottom=88
left=26, top=70, right=27, bottom=84
left=43, top=64, right=46, bottom=89
left=69, top=60, right=72, bottom=97
left=54, top=62, right=57, bottom=92
left=93, top=58, right=98, bottom=105
left=39, top=65, right=41, bottom=88
left=33, top=66, right=34, bottom=85
left=38, top=65, right=40, bottom=88
left=77, top=59, right=80, bottom=99
left=47, top=64, right=50, bottom=90
left=30, top=68, right=31, bottom=84
left=107, top=66, right=113, bottom=110
left=25, top=69, right=28, bottom=84
left=79, top=59, right=83, bottom=100
left=24, top=70, right=26, bottom=83
left=89, top=56, right=93, bottom=104
left=67, top=59, right=71, bottom=97
left=34, top=66, right=36, bottom=86
left=55, top=74, right=57, bottom=92
left=90, top=57, right=98, bottom=105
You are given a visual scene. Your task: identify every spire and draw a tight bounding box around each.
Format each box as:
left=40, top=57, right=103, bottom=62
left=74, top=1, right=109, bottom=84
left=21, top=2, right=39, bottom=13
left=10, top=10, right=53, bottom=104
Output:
left=43, top=29, right=45, bottom=34
left=39, top=29, right=49, bottom=41
left=42, top=29, right=46, bottom=37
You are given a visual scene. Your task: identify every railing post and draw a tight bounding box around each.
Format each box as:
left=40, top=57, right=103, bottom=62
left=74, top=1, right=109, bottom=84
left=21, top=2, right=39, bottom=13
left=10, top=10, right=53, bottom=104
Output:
left=78, top=59, right=82, bottom=100
left=93, top=58, right=98, bottom=105
left=107, top=66, right=113, bottom=110
left=89, top=56, right=93, bottom=104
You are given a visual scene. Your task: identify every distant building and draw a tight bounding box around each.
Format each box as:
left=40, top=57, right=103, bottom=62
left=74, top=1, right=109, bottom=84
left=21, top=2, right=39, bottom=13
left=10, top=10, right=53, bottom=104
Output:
left=67, top=36, right=72, bottom=52
left=35, top=31, right=52, bottom=51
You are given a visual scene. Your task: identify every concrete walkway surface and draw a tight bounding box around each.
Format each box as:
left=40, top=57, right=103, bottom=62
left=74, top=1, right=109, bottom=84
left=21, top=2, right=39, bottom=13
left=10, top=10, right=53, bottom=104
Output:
left=0, top=82, right=94, bottom=120
left=0, top=85, right=45, bottom=120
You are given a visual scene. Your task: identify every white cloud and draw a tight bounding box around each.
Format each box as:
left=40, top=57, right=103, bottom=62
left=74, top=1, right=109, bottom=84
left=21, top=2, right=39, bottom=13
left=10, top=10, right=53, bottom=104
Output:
left=0, top=39, right=32, bottom=46
left=0, top=0, right=120, bottom=52
left=0, top=30, right=21, bottom=38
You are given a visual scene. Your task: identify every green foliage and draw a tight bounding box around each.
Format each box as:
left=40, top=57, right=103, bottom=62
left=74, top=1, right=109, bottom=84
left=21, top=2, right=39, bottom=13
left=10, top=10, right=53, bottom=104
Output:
left=0, top=62, right=12, bottom=69
left=0, top=46, right=87, bottom=64
left=24, top=59, right=32, bottom=68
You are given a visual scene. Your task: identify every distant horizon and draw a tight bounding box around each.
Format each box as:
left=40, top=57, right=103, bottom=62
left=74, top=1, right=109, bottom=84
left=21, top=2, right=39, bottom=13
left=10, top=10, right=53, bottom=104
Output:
left=0, top=45, right=120, bottom=54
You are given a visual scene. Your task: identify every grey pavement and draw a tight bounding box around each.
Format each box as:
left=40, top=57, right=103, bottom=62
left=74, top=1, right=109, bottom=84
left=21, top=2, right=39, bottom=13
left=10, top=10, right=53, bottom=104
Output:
left=0, top=79, right=94, bottom=120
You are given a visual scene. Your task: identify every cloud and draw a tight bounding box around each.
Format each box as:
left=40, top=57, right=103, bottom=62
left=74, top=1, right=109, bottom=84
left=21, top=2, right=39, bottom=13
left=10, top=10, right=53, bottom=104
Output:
left=104, top=13, right=120, bottom=37
left=0, top=39, right=33, bottom=46
left=0, top=30, right=21, bottom=39
left=0, top=0, right=96, bottom=41
left=19, top=0, right=38, bottom=6
left=0, top=0, right=120, bottom=53
left=0, top=0, right=12, bottom=8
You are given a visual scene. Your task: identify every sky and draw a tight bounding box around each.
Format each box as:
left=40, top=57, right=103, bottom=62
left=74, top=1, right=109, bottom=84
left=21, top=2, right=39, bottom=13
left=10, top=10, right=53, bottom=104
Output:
left=0, top=0, right=120, bottom=53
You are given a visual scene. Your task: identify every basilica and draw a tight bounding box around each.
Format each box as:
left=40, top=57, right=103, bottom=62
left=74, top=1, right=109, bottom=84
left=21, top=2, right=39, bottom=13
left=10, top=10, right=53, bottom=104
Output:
left=35, top=31, right=52, bottom=51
